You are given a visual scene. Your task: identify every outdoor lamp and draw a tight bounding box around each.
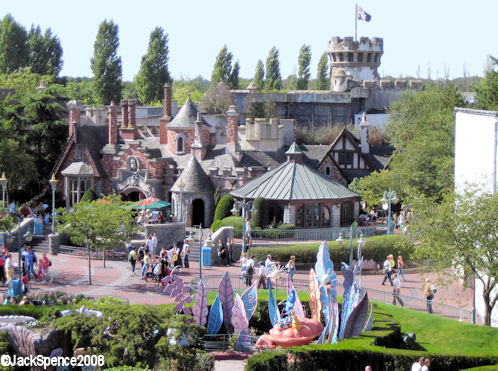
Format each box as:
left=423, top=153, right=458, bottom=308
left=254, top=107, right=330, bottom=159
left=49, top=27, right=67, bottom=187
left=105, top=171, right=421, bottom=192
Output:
left=230, top=204, right=238, bottom=216
left=205, top=234, right=213, bottom=247
left=0, top=172, right=7, bottom=187
left=6, top=235, right=14, bottom=244
left=382, top=200, right=388, bottom=210
left=249, top=204, right=257, bottom=213
left=336, top=232, right=344, bottom=244
left=24, top=231, right=33, bottom=243
left=357, top=232, right=365, bottom=247
left=186, top=231, right=195, bottom=245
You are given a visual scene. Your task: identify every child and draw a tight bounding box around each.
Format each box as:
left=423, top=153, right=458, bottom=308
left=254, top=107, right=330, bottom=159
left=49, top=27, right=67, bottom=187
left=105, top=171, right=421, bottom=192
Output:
left=37, top=258, right=44, bottom=281
left=21, top=275, right=29, bottom=294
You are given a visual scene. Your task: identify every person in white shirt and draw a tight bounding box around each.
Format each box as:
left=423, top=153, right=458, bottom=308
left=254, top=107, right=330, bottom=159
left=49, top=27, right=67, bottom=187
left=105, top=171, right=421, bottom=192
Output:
left=421, top=358, right=430, bottom=371
left=392, top=273, right=404, bottom=306
left=265, top=254, right=274, bottom=271
left=257, top=262, right=267, bottom=289
left=411, top=357, right=425, bottom=371
left=151, top=233, right=158, bottom=260
left=244, top=256, right=255, bottom=287
left=381, top=256, right=393, bottom=286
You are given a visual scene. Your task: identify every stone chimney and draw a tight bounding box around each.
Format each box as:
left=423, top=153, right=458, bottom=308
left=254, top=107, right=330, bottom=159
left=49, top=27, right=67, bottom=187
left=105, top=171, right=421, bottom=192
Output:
left=160, top=83, right=172, bottom=145
left=128, top=99, right=136, bottom=128
left=68, top=107, right=80, bottom=140
left=108, top=101, right=118, bottom=145
left=192, top=112, right=207, bottom=161
left=226, top=105, right=240, bottom=155
left=121, top=99, right=129, bottom=128
left=360, top=112, right=370, bottom=154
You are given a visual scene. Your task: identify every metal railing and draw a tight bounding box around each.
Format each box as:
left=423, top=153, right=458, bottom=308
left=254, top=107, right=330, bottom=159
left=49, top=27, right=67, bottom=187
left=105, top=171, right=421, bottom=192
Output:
left=233, top=226, right=378, bottom=241
left=190, top=274, right=473, bottom=323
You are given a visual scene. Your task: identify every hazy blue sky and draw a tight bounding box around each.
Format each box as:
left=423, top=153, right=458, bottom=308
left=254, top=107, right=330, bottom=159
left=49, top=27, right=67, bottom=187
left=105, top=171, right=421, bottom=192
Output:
left=1, top=0, right=496, bottom=82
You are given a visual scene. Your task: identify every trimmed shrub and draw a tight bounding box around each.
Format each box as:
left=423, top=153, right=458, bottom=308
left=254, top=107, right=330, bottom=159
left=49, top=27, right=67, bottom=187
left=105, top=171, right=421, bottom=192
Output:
left=213, top=195, right=234, bottom=222
left=277, top=224, right=295, bottom=230
left=80, top=188, right=99, bottom=202
left=251, top=197, right=269, bottom=228
left=211, top=216, right=244, bottom=232
left=248, top=235, right=413, bottom=265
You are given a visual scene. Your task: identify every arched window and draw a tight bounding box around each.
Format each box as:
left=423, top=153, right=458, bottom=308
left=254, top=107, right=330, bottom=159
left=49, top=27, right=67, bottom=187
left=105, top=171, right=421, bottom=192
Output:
left=177, top=137, right=184, bottom=153
left=321, top=205, right=330, bottom=227
left=324, top=165, right=332, bottom=176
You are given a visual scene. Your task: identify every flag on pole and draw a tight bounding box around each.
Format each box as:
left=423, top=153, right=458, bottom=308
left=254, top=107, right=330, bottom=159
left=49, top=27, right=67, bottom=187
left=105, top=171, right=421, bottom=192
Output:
left=357, top=6, right=372, bottom=22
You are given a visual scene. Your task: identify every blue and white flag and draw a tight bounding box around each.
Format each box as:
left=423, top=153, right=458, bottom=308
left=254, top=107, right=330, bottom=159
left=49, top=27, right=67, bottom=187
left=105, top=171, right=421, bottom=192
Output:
left=357, top=6, right=372, bottom=22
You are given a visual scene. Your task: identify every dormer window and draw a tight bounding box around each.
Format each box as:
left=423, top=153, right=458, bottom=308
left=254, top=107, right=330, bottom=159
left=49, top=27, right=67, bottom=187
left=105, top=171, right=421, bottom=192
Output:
left=175, top=133, right=186, bottom=154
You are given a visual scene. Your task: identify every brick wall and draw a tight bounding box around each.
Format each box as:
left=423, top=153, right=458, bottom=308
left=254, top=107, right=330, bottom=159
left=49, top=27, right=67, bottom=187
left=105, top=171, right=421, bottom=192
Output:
left=318, top=155, right=347, bottom=185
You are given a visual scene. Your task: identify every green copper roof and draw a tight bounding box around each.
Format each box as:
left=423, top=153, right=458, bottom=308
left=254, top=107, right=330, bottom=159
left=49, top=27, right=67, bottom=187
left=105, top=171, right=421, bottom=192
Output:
left=230, top=161, right=359, bottom=201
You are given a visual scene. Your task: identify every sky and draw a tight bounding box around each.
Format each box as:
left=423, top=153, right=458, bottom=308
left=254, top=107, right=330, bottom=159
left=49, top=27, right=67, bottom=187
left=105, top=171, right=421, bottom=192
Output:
left=1, top=0, right=497, bottom=82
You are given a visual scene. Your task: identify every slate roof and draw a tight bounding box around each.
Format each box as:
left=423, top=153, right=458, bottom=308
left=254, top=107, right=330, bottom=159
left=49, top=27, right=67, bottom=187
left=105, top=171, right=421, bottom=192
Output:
left=166, top=96, right=210, bottom=129
left=230, top=160, right=359, bottom=201
left=171, top=156, right=214, bottom=193
left=78, top=125, right=109, bottom=177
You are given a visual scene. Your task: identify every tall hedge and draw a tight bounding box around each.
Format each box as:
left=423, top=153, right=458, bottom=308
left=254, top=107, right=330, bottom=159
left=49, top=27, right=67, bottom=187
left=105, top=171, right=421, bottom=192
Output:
left=213, top=195, right=233, bottom=221
left=80, top=188, right=98, bottom=202
left=251, top=197, right=268, bottom=228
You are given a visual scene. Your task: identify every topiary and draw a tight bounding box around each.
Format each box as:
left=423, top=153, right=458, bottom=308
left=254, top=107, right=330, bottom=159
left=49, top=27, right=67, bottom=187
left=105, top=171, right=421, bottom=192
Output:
left=80, top=188, right=99, bottom=202
left=213, top=195, right=234, bottom=222
left=251, top=197, right=268, bottom=228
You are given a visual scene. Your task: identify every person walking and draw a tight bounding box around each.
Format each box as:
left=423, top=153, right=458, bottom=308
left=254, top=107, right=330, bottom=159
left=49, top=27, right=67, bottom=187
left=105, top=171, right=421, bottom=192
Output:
left=128, top=246, right=137, bottom=276
left=240, top=252, right=248, bottom=283
left=424, top=279, right=436, bottom=314
left=257, top=262, right=267, bottom=289
left=397, top=255, right=406, bottom=281
left=4, top=254, right=13, bottom=281
left=141, top=250, right=151, bottom=281
left=151, top=233, right=158, bottom=261
left=181, top=240, right=190, bottom=268
left=381, top=256, right=393, bottom=286
left=40, top=253, right=51, bottom=282
left=244, top=255, right=255, bottom=287
left=245, top=218, right=252, bottom=249
left=22, top=246, right=37, bottom=280
left=392, top=273, right=404, bottom=306
left=286, top=255, right=296, bottom=282
left=218, top=239, right=228, bottom=266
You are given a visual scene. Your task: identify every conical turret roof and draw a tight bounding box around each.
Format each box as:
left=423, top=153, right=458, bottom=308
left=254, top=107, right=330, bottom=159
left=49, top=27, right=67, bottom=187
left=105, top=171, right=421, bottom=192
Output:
left=167, top=96, right=208, bottom=129
left=171, top=156, right=214, bottom=193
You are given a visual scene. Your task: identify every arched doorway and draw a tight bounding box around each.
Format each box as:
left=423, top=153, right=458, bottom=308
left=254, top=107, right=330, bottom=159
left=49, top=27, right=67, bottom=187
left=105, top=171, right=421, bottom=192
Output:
left=121, top=189, right=145, bottom=202
left=192, top=199, right=204, bottom=227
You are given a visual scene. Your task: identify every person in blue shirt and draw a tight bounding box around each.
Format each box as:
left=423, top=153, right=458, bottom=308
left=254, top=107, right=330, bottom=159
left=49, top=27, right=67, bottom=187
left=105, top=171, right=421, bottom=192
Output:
left=21, top=246, right=37, bottom=280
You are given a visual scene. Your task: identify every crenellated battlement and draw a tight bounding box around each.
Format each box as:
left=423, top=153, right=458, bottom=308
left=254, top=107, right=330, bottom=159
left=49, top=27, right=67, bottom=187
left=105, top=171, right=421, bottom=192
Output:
left=244, top=117, right=280, bottom=141
left=329, top=36, right=383, bottom=51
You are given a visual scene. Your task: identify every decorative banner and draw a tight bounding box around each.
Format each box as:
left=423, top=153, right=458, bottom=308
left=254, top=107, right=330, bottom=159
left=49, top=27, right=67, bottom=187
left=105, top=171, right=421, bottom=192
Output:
left=218, top=271, right=234, bottom=333
left=343, top=292, right=369, bottom=339
left=339, top=263, right=354, bottom=340
left=231, top=294, right=249, bottom=334
left=241, top=282, right=258, bottom=321
left=207, top=294, right=223, bottom=335
left=309, top=269, right=321, bottom=321
left=192, top=280, right=208, bottom=327
left=287, top=275, right=305, bottom=319
left=268, top=284, right=281, bottom=327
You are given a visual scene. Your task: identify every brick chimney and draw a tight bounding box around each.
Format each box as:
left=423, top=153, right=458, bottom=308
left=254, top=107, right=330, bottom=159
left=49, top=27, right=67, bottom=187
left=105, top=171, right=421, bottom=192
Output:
left=192, top=112, right=207, bottom=161
left=68, top=107, right=80, bottom=140
left=128, top=99, right=136, bottom=128
left=226, top=105, right=240, bottom=156
left=360, top=112, right=370, bottom=154
left=120, top=99, right=129, bottom=128
left=160, top=83, right=172, bottom=145
left=108, top=101, right=118, bottom=145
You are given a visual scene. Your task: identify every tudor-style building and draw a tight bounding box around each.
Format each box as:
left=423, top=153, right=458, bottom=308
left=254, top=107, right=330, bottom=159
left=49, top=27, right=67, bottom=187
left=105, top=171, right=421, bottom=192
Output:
left=52, top=85, right=392, bottom=227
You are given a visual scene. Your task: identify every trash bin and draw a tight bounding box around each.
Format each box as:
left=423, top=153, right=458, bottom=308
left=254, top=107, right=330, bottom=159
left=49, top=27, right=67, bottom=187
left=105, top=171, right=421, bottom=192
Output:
left=201, top=246, right=212, bottom=266
left=8, top=280, right=23, bottom=297
left=33, top=217, right=44, bottom=235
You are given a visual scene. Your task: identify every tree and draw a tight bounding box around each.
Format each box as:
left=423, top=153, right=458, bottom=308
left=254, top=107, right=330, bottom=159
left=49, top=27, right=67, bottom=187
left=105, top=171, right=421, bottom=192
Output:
left=296, top=45, right=311, bottom=90
left=80, top=188, right=99, bottom=202
left=315, top=53, right=329, bottom=90
left=227, top=60, right=240, bottom=89
left=0, top=67, right=54, bottom=95
left=56, top=195, right=136, bottom=283
left=135, top=27, right=171, bottom=104
left=63, top=78, right=98, bottom=106
left=90, top=20, right=122, bottom=105
left=408, top=188, right=498, bottom=325
left=251, top=197, right=268, bottom=228
left=201, top=82, right=233, bottom=114
left=214, top=195, right=233, bottom=222
left=210, top=45, right=233, bottom=86
left=27, top=25, right=63, bottom=77
left=253, top=60, right=265, bottom=90
left=0, top=14, right=28, bottom=74
left=265, top=47, right=282, bottom=90
left=475, top=56, right=498, bottom=111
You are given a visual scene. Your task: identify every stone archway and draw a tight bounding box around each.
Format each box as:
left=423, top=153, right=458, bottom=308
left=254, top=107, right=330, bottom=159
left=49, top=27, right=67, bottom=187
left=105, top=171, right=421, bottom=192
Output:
left=192, top=199, right=204, bottom=227
left=120, top=187, right=146, bottom=201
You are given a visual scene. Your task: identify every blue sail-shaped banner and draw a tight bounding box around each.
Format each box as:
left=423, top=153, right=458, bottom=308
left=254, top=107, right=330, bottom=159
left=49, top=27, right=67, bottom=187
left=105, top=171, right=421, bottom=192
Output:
left=207, top=293, right=224, bottom=335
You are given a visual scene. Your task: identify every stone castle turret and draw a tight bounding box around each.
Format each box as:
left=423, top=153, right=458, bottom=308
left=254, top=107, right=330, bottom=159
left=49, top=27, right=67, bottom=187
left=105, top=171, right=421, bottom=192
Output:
left=328, top=36, right=383, bottom=91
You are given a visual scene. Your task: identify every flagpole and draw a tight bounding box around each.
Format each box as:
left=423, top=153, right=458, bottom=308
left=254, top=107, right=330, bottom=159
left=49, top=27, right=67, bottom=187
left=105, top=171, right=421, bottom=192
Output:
left=354, top=2, right=358, bottom=42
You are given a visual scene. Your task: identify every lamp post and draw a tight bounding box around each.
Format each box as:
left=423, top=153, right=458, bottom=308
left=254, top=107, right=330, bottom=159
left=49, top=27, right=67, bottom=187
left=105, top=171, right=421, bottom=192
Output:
left=177, top=178, right=185, bottom=223
left=381, top=189, right=398, bottom=235
left=0, top=172, right=7, bottom=218
left=49, top=174, right=59, bottom=234
left=336, top=226, right=366, bottom=285
left=231, top=198, right=257, bottom=254
left=16, top=217, right=32, bottom=280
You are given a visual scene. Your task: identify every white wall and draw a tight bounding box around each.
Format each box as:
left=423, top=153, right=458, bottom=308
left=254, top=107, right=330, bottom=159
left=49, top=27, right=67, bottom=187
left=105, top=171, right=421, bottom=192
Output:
left=454, top=108, right=498, bottom=327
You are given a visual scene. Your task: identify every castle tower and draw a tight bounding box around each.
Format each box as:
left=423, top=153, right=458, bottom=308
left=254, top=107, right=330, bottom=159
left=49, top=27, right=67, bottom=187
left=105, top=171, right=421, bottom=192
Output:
left=328, top=36, right=383, bottom=90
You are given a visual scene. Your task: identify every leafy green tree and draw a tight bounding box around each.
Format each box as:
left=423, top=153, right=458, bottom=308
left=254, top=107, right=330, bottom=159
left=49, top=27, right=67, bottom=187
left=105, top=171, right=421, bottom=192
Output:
left=253, top=60, right=265, bottom=90
left=63, top=78, right=98, bottom=105
left=27, top=25, right=63, bottom=77
left=0, top=67, right=53, bottom=95
left=408, top=187, right=498, bottom=325
left=475, top=56, right=498, bottom=110
left=0, top=14, right=28, bottom=74
left=227, top=60, right=240, bottom=89
left=57, top=195, right=136, bottom=281
left=265, top=47, right=282, bottom=90
left=296, top=45, right=311, bottom=90
left=90, top=20, right=122, bottom=105
left=210, top=45, right=233, bottom=86
left=251, top=197, right=268, bottom=228
left=315, top=52, right=329, bottom=90
left=80, top=188, right=99, bottom=202
left=135, top=27, right=171, bottom=104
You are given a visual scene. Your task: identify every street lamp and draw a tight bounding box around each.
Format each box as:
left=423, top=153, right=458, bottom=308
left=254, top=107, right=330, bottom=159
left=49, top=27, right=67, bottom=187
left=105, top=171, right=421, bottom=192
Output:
left=49, top=174, right=59, bottom=234
left=231, top=198, right=257, bottom=253
left=177, top=178, right=185, bottom=223
left=336, top=226, right=365, bottom=270
left=16, top=217, right=32, bottom=280
left=0, top=172, right=7, bottom=218
left=381, top=189, right=398, bottom=235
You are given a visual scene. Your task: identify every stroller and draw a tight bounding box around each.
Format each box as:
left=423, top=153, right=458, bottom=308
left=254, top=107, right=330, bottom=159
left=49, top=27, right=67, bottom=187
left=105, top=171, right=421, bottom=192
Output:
left=146, top=263, right=161, bottom=282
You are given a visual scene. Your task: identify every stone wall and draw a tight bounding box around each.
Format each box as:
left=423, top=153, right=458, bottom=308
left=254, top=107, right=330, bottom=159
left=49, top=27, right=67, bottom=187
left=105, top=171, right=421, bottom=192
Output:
left=145, top=222, right=186, bottom=250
